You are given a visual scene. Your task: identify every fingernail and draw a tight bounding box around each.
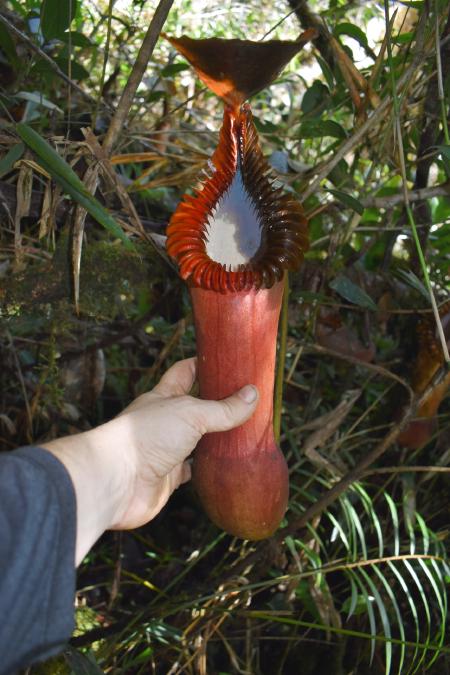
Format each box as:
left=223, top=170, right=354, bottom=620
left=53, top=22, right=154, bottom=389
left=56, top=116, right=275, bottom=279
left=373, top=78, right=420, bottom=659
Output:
left=238, top=385, right=258, bottom=403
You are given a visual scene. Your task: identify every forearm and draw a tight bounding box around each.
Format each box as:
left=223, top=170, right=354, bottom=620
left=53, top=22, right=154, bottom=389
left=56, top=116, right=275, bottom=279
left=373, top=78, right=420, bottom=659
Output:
left=41, top=419, right=132, bottom=565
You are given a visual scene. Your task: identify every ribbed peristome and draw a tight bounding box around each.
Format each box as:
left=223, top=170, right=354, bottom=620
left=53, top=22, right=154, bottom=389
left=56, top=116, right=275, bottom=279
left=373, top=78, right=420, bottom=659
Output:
left=166, top=104, right=309, bottom=293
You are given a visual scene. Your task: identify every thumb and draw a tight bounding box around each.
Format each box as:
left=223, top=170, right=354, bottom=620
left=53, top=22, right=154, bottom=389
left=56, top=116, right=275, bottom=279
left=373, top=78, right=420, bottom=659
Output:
left=194, top=385, right=259, bottom=434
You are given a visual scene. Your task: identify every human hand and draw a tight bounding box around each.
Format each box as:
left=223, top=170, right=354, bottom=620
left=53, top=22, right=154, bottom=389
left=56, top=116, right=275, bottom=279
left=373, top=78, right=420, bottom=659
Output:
left=42, top=358, right=258, bottom=564
left=108, top=357, right=259, bottom=530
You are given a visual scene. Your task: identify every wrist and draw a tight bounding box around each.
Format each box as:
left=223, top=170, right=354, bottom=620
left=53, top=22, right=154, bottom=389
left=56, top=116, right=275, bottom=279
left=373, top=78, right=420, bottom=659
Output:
left=41, top=421, right=134, bottom=564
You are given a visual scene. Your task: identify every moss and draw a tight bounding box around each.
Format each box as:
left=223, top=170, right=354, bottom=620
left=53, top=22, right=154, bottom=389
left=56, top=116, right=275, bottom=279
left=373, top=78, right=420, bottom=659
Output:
left=31, top=657, right=70, bottom=675
left=1, top=236, right=165, bottom=323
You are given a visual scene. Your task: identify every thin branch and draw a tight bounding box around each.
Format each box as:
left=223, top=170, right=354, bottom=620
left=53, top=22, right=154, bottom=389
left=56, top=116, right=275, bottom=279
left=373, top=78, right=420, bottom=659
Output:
left=5, top=330, right=33, bottom=438
left=284, top=0, right=335, bottom=68
left=364, top=466, right=450, bottom=475
left=305, top=343, right=414, bottom=396
left=360, top=183, right=450, bottom=209
left=102, top=0, right=175, bottom=154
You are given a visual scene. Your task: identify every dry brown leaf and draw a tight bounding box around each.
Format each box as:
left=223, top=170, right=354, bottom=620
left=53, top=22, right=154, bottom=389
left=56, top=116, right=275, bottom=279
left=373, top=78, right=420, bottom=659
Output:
left=72, top=162, right=100, bottom=313
left=14, top=160, right=33, bottom=265
left=38, top=180, right=52, bottom=239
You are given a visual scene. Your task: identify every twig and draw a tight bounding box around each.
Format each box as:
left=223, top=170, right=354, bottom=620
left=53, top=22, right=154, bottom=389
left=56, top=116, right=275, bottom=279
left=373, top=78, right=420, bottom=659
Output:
left=82, top=129, right=172, bottom=266
left=102, top=0, right=175, bottom=154
left=5, top=330, right=33, bottom=439
left=58, top=287, right=175, bottom=361
left=93, top=0, right=114, bottom=129
left=360, top=183, right=450, bottom=209
left=0, top=12, right=99, bottom=107
left=0, top=179, right=166, bottom=233
left=305, top=343, right=414, bottom=397
left=364, top=466, right=450, bottom=476
left=138, top=317, right=188, bottom=392
left=284, top=0, right=335, bottom=68
left=298, top=389, right=361, bottom=476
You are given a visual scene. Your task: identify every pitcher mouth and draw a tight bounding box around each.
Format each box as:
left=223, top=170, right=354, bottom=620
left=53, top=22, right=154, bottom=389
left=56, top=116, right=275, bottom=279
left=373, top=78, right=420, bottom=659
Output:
left=166, top=105, right=309, bottom=293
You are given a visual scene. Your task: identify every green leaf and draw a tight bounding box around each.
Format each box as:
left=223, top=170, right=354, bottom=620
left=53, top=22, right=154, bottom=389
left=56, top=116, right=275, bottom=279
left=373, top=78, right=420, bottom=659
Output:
left=327, top=188, right=364, bottom=214
left=65, top=647, right=104, bottom=674
left=359, top=568, right=393, bottom=675
left=347, top=569, right=378, bottom=663
left=295, top=290, right=329, bottom=303
left=342, top=579, right=364, bottom=617
left=147, top=90, right=166, bottom=103
left=6, top=0, right=26, bottom=16
left=301, top=81, right=329, bottom=114
left=354, top=484, right=384, bottom=558
left=384, top=493, right=400, bottom=556
left=395, top=269, right=429, bottom=301
left=59, top=30, right=94, bottom=48
left=0, top=143, right=24, bottom=178
left=334, top=22, right=369, bottom=50
left=53, top=56, right=89, bottom=81
left=16, top=122, right=134, bottom=251
left=253, top=118, right=278, bottom=134
left=388, top=561, right=422, bottom=671
left=431, top=196, right=450, bottom=224
left=0, top=22, right=19, bottom=68
left=16, top=91, right=63, bottom=113
left=41, top=0, right=78, bottom=41
left=342, top=496, right=368, bottom=558
left=316, top=55, right=334, bottom=90
left=374, top=565, right=407, bottom=675
left=329, top=275, right=377, bottom=310
left=437, top=145, right=450, bottom=160
left=403, top=559, right=432, bottom=670
left=418, top=558, right=447, bottom=668
left=437, top=145, right=450, bottom=177
left=392, top=31, right=414, bottom=45
left=300, top=118, right=347, bottom=140
left=161, top=62, right=190, bottom=77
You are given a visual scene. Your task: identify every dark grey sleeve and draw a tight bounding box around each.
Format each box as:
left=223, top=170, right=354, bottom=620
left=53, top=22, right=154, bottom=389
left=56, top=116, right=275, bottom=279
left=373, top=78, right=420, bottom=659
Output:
left=0, top=446, right=77, bottom=674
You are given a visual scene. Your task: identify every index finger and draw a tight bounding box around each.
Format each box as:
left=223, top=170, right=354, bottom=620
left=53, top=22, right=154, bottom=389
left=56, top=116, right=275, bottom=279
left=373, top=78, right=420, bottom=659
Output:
left=152, top=357, right=197, bottom=398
